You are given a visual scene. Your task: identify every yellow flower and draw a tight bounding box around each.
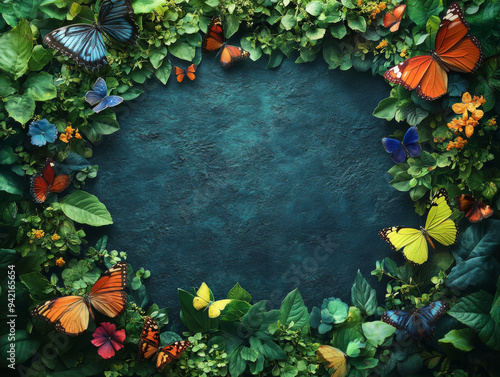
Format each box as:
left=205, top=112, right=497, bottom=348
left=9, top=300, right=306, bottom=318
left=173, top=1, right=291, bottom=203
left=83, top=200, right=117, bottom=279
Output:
left=472, top=95, right=486, bottom=107
left=60, top=133, right=69, bottom=143
left=56, top=257, right=66, bottom=267
left=34, top=230, right=45, bottom=239
left=465, top=124, right=474, bottom=138
left=378, top=2, right=387, bottom=10
left=400, top=49, right=408, bottom=58
left=75, top=130, right=82, bottom=139
left=376, top=39, right=388, bottom=49
left=52, top=233, right=60, bottom=241
left=65, top=125, right=75, bottom=135
left=487, top=118, right=497, bottom=126
left=452, top=92, right=476, bottom=116
left=470, top=109, right=483, bottom=121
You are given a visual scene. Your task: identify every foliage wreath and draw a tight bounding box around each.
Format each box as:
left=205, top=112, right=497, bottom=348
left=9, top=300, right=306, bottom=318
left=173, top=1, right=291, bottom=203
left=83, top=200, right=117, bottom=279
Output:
left=0, top=0, right=500, bottom=376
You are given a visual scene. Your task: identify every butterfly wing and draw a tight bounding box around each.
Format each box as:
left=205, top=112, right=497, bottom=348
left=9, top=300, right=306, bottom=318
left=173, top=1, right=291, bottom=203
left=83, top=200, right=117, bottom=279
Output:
left=402, top=126, right=421, bottom=158
left=434, top=2, right=483, bottom=73
left=156, top=340, right=191, bottom=371
left=425, top=189, right=458, bottom=247
left=31, top=159, right=70, bottom=203
left=384, top=4, right=406, bottom=32
left=31, top=174, right=50, bottom=203
left=44, top=24, right=108, bottom=70
left=98, top=0, right=138, bottom=45
left=138, top=316, right=160, bottom=360
left=186, top=64, right=197, bottom=80
left=193, top=282, right=211, bottom=310
left=174, top=66, right=186, bottom=82
left=456, top=194, right=493, bottom=223
left=379, top=227, right=428, bottom=265
left=220, top=45, right=250, bottom=69
left=208, top=299, right=231, bottom=318
left=381, top=137, right=406, bottom=164
left=317, top=345, right=348, bottom=377
left=30, top=296, right=89, bottom=335
left=88, top=262, right=128, bottom=318
left=202, top=17, right=225, bottom=53
left=92, top=96, right=123, bottom=113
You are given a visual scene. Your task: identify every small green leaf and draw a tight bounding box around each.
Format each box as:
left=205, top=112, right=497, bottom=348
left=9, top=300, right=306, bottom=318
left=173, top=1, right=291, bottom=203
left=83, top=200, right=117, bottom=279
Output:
left=22, top=72, right=57, bottom=101
left=279, top=289, right=309, bottom=330
left=305, top=1, right=323, bottom=16
left=439, top=328, right=475, bottom=351
left=362, top=321, right=396, bottom=346
left=373, top=97, right=398, bottom=120
left=227, top=282, right=252, bottom=302
left=132, top=0, right=167, bottom=14
left=351, top=270, right=377, bottom=316
left=4, top=93, right=35, bottom=125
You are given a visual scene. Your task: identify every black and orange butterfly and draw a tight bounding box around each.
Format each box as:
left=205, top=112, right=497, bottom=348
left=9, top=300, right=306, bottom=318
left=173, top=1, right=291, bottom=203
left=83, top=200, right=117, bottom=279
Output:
left=174, top=64, right=197, bottom=82
left=30, top=262, right=128, bottom=335
left=138, top=316, right=191, bottom=372
left=31, top=158, right=71, bottom=203
left=202, top=17, right=250, bottom=68
left=455, top=194, right=493, bottom=223
left=384, top=2, right=483, bottom=101
left=384, top=4, right=406, bottom=32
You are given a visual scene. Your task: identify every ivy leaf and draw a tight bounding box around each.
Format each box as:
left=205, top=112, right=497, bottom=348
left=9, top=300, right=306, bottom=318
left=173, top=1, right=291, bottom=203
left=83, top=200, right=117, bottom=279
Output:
left=0, top=19, right=32, bottom=79
left=278, top=289, right=309, bottom=331
left=351, top=270, right=377, bottom=316
left=57, top=190, right=113, bottom=226
left=438, top=328, right=475, bottom=351
left=448, top=290, right=500, bottom=350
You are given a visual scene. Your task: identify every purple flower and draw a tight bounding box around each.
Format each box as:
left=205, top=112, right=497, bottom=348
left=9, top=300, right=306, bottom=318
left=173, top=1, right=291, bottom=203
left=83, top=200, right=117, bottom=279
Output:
left=27, top=119, right=58, bottom=147
left=91, top=322, right=126, bottom=359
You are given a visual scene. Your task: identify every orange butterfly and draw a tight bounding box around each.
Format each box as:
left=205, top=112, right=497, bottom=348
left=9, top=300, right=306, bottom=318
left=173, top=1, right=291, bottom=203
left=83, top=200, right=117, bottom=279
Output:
left=455, top=194, right=493, bottom=223
left=30, top=262, right=128, bottom=335
left=384, top=4, right=406, bottom=32
left=138, top=316, right=191, bottom=372
left=317, top=345, right=348, bottom=377
left=31, top=158, right=71, bottom=203
left=174, top=64, right=197, bottom=82
left=202, top=17, right=250, bottom=68
left=384, top=2, right=483, bottom=101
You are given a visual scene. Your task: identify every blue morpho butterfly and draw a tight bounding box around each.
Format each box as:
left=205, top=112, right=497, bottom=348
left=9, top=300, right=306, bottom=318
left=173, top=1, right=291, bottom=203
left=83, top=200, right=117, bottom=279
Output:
left=85, top=78, right=123, bottom=113
left=43, top=0, right=138, bottom=70
left=382, top=301, right=449, bottom=341
left=382, top=125, right=421, bottom=164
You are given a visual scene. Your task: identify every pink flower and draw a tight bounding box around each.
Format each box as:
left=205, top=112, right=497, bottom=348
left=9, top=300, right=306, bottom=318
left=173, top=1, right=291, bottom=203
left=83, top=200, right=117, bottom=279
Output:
left=91, top=322, right=126, bottom=359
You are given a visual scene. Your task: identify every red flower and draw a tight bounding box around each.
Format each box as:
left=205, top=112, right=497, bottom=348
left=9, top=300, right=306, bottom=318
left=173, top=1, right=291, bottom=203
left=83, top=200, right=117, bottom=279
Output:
left=91, top=322, right=126, bottom=359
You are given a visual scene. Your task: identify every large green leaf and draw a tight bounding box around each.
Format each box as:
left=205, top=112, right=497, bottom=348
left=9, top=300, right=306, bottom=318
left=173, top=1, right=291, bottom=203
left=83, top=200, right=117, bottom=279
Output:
left=4, top=93, right=35, bottom=125
left=448, top=290, right=500, bottom=351
left=447, top=220, right=500, bottom=294
left=362, top=321, right=396, bottom=346
left=242, top=300, right=267, bottom=332
left=91, top=113, right=120, bottom=135
left=0, top=19, right=32, bottom=79
left=278, top=289, right=309, bottom=331
left=406, top=0, right=444, bottom=27
left=58, top=190, right=113, bottom=226
left=19, top=271, right=51, bottom=300
left=0, top=73, right=17, bottom=97
left=0, top=168, right=24, bottom=197
left=223, top=14, right=239, bottom=39
left=0, top=331, right=40, bottom=367
left=351, top=270, right=377, bottom=316
left=168, top=41, right=196, bottom=61
left=22, top=71, right=57, bottom=101
left=28, top=45, right=53, bottom=71
left=0, top=0, right=42, bottom=27
left=132, top=0, right=167, bottom=14
left=438, top=328, right=475, bottom=352
left=0, top=249, right=18, bottom=268
left=373, top=97, right=397, bottom=121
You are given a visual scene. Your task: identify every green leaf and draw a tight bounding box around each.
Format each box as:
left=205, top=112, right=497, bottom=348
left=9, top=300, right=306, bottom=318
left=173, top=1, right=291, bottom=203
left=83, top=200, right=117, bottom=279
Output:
left=0, top=331, right=40, bottom=367
left=0, top=249, right=18, bottom=268
left=0, top=147, right=17, bottom=165
left=91, top=113, right=120, bottom=135
left=149, top=45, right=167, bottom=69
left=240, top=37, right=262, bottom=61
left=279, top=289, right=309, bottom=330
left=448, top=290, right=500, bottom=350
left=281, top=14, right=297, bottom=30
left=228, top=347, right=247, bottom=377
left=389, top=171, right=412, bottom=192
left=58, top=190, right=113, bottom=226
left=351, top=270, right=377, bottom=316
left=178, top=288, right=219, bottom=332
left=0, top=19, right=33, bottom=79
left=218, top=300, right=251, bottom=321
left=438, top=328, right=475, bottom=351
left=22, top=72, right=57, bottom=101
left=223, top=14, right=239, bottom=39
left=28, top=45, right=53, bottom=71
left=4, top=93, right=35, bottom=125
left=327, top=298, right=349, bottom=324
left=260, top=339, right=286, bottom=360
left=0, top=73, right=17, bottom=97
left=227, top=282, right=252, bottom=302
left=242, top=300, right=267, bottom=332
left=132, top=0, right=167, bottom=14
left=19, top=272, right=51, bottom=300
left=330, top=23, right=347, bottom=39
left=447, top=220, right=500, bottom=294
left=168, top=41, right=195, bottom=61
left=407, top=0, right=444, bottom=27
left=305, top=1, right=323, bottom=16
left=347, top=16, right=366, bottom=33
left=306, top=27, right=326, bottom=40
left=373, top=97, right=397, bottom=120
left=155, top=59, right=172, bottom=85
left=0, top=168, right=24, bottom=197
left=362, top=321, right=396, bottom=346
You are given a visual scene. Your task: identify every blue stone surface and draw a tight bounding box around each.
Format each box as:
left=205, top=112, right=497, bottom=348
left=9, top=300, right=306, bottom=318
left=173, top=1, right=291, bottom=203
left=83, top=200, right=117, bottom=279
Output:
left=87, top=56, right=417, bottom=322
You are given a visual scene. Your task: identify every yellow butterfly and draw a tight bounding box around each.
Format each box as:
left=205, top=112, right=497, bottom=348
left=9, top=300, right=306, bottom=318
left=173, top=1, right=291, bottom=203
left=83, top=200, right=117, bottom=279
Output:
left=193, top=282, right=231, bottom=318
left=317, top=345, right=348, bottom=377
left=379, top=188, right=459, bottom=265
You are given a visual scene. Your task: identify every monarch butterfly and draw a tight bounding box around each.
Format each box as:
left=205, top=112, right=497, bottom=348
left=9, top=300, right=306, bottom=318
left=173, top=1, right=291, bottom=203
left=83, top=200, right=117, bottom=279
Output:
left=174, top=64, right=197, bottom=82
left=30, top=262, right=128, bottom=335
left=138, top=316, right=191, bottom=372
left=379, top=188, right=459, bottom=265
left=43, top=0, right=138, bottom=70
left=85, top=77, right=124, bottom=113
left=455, top=194, right=493, bottom=223
left=384, top=2, right=483, bottom=101
left=193, top=282, right=231, bottom=318
left=382, top=126, right=421, bottom=164
left=202, top=17, right=250, bottom=68
left=31, top=158, right=71, bottom=203
left=382, top=301, right=449, bottom=341
left=384, top=4, right=406, bottom=32
left=317, top=345, right=348, bottom=377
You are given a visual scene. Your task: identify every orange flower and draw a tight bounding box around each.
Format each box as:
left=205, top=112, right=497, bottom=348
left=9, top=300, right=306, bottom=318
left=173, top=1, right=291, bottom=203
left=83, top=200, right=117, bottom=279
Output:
left=56, top=257, right=66, bottom=267
left=376, top=39, right=388, bottom=49
left=65, top=125, right=75, bottom=135
left=378, top=2, right=387, bottom=10
left=33, top=229, right=45, bottom=239
left=400, top=49, right=408, bottom=58
left=446, top=137, right=467, bottom=151
left=75, top=130, right=82, bottom=139
left=472, top=95, right=486, bottom=107
left=470, top=109, right=483, bottom=121
left=52, top=233, right=60, bottom=241
left=452, top=92, right=476, bottom=116
left=60, top=133, right=70, bottom=143
left=465, top=124, right=474, bottom=138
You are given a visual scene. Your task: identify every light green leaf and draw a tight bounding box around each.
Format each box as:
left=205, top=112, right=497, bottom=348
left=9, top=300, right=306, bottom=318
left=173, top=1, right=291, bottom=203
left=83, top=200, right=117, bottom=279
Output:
left=4, top=93, right=35, bottom=125
left=347, top=16, right=366, bottom=33
left=281, top=14, right=297, bottom=30
left=58, top=190, right=113, bottom=226
left=373, top=97, right=398, bottom=120
left=362, top=321, right=396, bottom=346
left=132, top=0, right=167, bottom=14
left=306, top=1, right=323, bottom=16
left=22, top=72, right=57, bottom=101
left=439, top=328, right=475, bottom=351
left=223, top=14, right=239, bottom=39
left=351, top=270, right=377, bottom=316
left=168, top=41, right=195, bottom=61
left=279, top=289, right=309, bottom=330
left=155, top=59, right=172, bottom=85
left=28, top=45, right=53, bottom=71
left=0, top=19, right=33, bottom=79
left=227, top=282, right=252, bottom=302
left=91, top=113, right=120, bottom=135
left=306, top=27, right=326, bottom=40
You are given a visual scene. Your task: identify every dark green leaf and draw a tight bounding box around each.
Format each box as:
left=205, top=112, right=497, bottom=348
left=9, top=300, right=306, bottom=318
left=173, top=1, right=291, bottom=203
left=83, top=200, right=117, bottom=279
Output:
left=227, top=282, right=252, bottom=302
left=0, top=74, right=17, bottom=97
left=178, top=288, right=219, bottom=332
left=0, top=19, right=32, bottom=79
left=351, top=270, right=377, bottom=316
left=407, top=0, right=444, bottom=27
left=28, top=45, right=53, bottom=71
left=0, top=331, right=40, bottom=367
left=278, top=289, right=309, bottom=330
left=91, top=113, right=120, bottom=136
left=223, top=14, right=239, bottom=39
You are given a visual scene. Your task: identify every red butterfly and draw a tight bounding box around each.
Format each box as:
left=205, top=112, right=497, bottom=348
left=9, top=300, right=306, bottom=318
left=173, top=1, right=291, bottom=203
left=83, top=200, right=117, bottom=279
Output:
left=455, top=194, right=493, bottom=223
left=174, top=64, right=197, bottom=82
left=384, top=2, right=483, bottom=101
left=384, top=4, right=406, bottom=32
left=31, top=158, right=71, bottom=203
left=138, top=316, right=190, bottom=372
left=202, top=17, right=250, bottom=68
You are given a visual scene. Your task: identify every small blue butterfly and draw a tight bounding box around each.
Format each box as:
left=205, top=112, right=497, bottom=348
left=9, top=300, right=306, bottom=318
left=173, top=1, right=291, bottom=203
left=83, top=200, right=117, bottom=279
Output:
left=85, top=78, right=123, bottom=113
left=43, top=0, right=138, bottom=70
left=382, top=301, right=449, bottom=341
left=382, top=126, right=421, bottom=164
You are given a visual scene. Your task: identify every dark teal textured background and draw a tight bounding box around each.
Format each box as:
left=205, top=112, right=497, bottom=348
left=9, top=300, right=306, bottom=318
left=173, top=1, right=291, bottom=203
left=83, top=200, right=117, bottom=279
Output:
left=87, top=56, right=417, bottom=320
